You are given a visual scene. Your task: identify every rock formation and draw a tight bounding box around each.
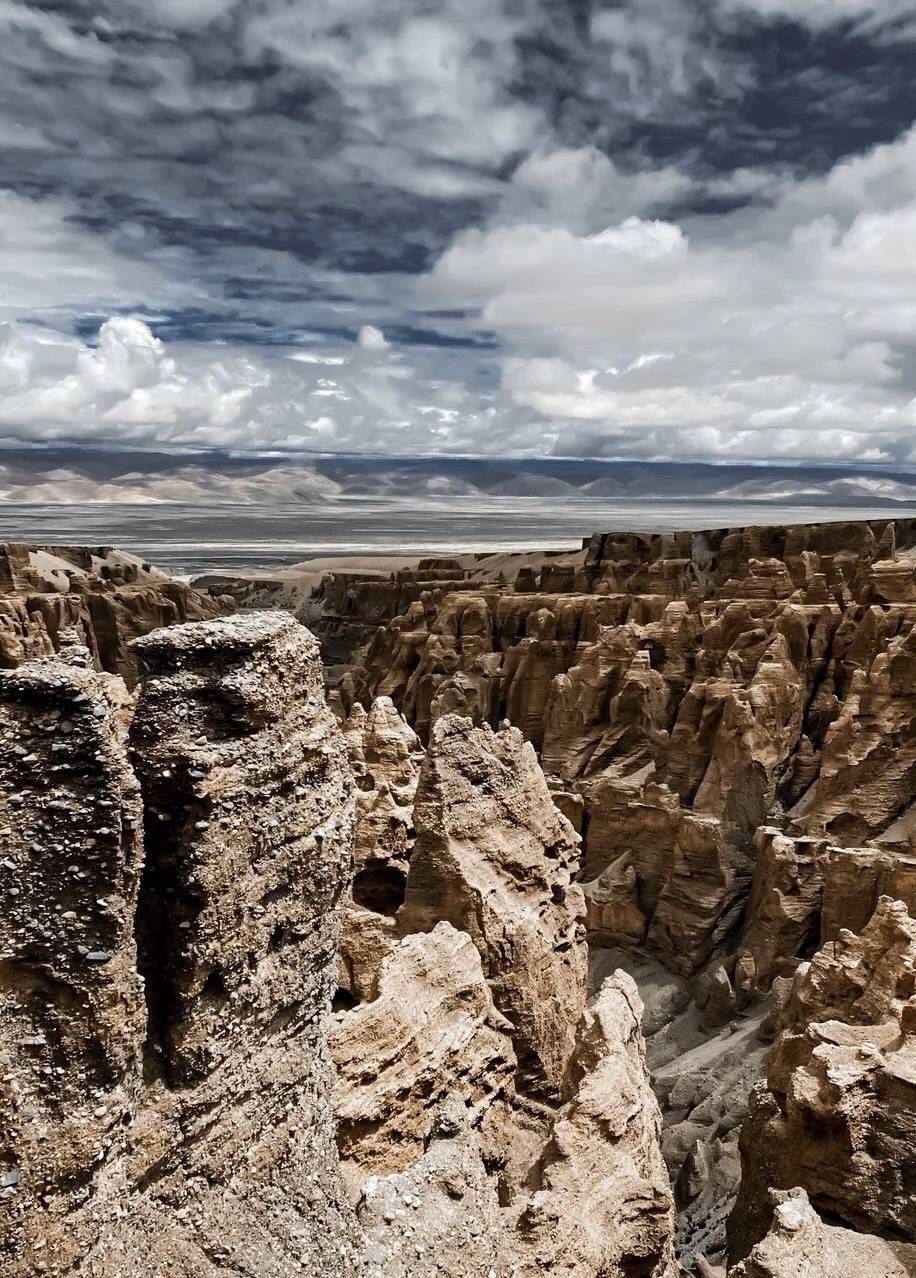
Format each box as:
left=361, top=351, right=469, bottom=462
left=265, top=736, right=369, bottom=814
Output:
left=729, top=897, right=916, bottom=1262
left=0, top=543, right=230, bottom=683
left=332, top=922, right=516, bottom=1181
left=338, top=519, right=916, bottom=988
left=0, top=613, right=359, bottom=1276
left=731, top=1189, right=916, bottom=1278
left=398, top=715, right=586, bottom=1099
left=0, top=612, right=682, bottom=1278
left=338, top=698, right=423, bottom=1002
left=0, top=646, right=145, bottom=1271
left=506, top=972, right=675, bottom=1278
left=329, top=702, right=675, bottom=1278
left=328, top=517, right=916, bottom=1271
left=4, top=516, right=916, bottom=1277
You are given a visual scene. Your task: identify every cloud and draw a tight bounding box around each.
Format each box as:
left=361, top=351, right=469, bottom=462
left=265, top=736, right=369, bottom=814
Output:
left=0, top=1, right=914, bottom=466
left=720, top=0, right=916, bottom=39
left=357, top=324, right=389, bottom=351
left=423, top=125, right=916, bottom=463
left=0, top=318, right=255, bottom=442
left=242, top=0, right=542, bottom=197
left=0, top=315, right=522, bottom=455
left=0, top=191, right=191, bottom=324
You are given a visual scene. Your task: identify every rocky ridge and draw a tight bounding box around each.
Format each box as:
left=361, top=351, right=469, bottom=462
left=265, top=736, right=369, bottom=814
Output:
left=0, top=608, right=678, bottom=1278
left=332, top=704, right=675, bottom=1277
left=0, top=543, right=230, bottom=683
left=332, top=517, right=916, bottom=1269
left=0, top=613, right=358, bottom=1276
left=1, top=517, right=915, bottom=1277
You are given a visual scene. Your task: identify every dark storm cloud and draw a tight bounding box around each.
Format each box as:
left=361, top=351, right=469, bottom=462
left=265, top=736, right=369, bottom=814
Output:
left=3, top=1, right=913, bottom=324
left=0, top=0, right=915, bottom=460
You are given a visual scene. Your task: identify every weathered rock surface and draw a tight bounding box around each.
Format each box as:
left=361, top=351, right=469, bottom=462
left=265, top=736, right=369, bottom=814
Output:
left=0, top=543, right=230, bottom=684
left=729, top=896, right=916, bottom=1262
left=332, top=922, right=516, bottom=1182
left=731, top=1189, right=916, bottom=1278
left=354, top=1097, right=504, bottom=1278
left=329, top=697, right=677, bottom=1278
left=341, top=971, right=676, bottom=1278
left=338, top=698, right=423, bottom=1000
left=6, top=516, right=916, bottom=1277
left=340, top=519, right=916, bottom=992
left=506, top=972, right=676, bottom=1278
left=0, top=649, right=144, bottom=1270
left=0, top=612, right=360, bottom=1276
left=398, top=715, right=586, bottom=1098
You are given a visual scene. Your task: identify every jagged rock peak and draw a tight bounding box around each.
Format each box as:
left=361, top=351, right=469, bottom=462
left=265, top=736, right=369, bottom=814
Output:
left=399, top=713, right=587, bottom=1098
left=0, top=542, right=230, bottom=683
left=731, top=1188, right=916, bottom=1278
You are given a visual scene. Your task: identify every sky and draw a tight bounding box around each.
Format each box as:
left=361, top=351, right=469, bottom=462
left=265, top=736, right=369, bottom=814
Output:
left=1, top=0, right=916, bottom=465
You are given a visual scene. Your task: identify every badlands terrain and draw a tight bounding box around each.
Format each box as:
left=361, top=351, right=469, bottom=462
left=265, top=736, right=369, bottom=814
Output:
left=0, top=519, right=915, bottom=1277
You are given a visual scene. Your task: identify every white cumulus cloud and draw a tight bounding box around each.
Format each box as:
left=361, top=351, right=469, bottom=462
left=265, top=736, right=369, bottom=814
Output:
left=422, top=125, right=916, bottom=464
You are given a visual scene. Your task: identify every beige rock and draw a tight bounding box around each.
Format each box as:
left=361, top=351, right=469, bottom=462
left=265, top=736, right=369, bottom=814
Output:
left=398, top=715, right=586, bottom=1098
left=1, top=612, right=361, bottom=1277
left=0, top=655, right=144, bottom=1269
left=729, top=897, right=916, bottom=1261
left=0, top=542, right=229, bottom=684
left=820, top=845, right=916, bottom=942
left=507, top=972, right=676, bottom=1278
left=354, top=1098, right=503, bottom=1278
left=339, top=697, right=424, bottom=997
left=331, top=922, right=516, bottom=1182
left=800, top=620, right=916, bottom=845
left=731, top=1188, right=916, bottom=1278
left=342, top=520, right=916, bottom=987
left=735, top=829, right=830, bottom=995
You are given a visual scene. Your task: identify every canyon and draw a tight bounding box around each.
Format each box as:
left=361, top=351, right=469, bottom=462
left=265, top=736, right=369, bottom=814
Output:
left=1, top=517, right=915, bottom=1276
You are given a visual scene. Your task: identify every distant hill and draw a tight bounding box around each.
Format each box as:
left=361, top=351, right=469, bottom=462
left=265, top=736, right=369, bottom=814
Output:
left=2, top=446, right=916, bottom=508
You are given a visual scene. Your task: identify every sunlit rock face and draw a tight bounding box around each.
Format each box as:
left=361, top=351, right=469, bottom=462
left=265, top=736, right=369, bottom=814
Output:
left=0, top=543, right=230, bottom=684
left=330, top=710, right=676, bottom=1278
left=398, top=714, right=587, bottom=1100
left=4, top=516, right=916, bottom=1278
left=335, top=517, right=916, bottom=1271
left=731, top=1188, right=916, bottom=1278
left=729, top=897, right=916, bottom=1263
left=343, top=518, right=916, bottom=984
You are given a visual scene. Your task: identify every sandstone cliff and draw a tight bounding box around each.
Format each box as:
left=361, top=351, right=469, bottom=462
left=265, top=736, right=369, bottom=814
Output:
left=0, top=614, right=680, bottom=1278
left=331, top=517, right=916, bottom=1272
left=731, top=1189, right=916, bottom=1278
left=4, top=515, right=916, bottom=1277
left=340, top=519, right=916, bottom=990
left=330, top=701, right=675, bottom=1277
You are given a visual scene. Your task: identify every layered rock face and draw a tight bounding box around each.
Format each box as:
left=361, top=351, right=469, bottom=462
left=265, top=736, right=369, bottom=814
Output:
left=0, top=543, right=229, bottom=683
left=340, top=519, right=916, bottom=987
left=398, top=715, right=586, bottom=1098
left=1, top=615, right=678, bottom=1278
left=0, top=645, right=145, bottom=1270
left=4, top=516, right=916, bottom=1277
left=0, top=613, right=359, bottom=1276
left=333, top=517, right=916, bottom=1272
left=309, top=561, right=494, bottom=666
left=331, top=704, right=675, bottom=1278
left=338, top=698, right=423, bottom=1001
left=731, top=1189, right=916, bottom=1278
left=729, top=897, right=916, bottom=1263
